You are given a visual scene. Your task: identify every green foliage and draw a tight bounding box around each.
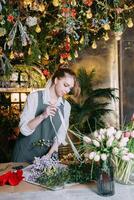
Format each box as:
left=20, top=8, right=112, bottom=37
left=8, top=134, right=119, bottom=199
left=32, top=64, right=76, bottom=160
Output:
left=67, top=162, right=97, bottom=183
left=37, top=167, right=70, bottom=189
left=36, top=162, right=98, bottom=189
left=68, top=68, right=118, bottom=134
left=0, top=1, right=134, bottom=73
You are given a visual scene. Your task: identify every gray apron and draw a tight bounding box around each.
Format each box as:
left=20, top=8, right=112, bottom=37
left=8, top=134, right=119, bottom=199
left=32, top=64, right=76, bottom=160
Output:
left=12, top=90, right=64, bottom=162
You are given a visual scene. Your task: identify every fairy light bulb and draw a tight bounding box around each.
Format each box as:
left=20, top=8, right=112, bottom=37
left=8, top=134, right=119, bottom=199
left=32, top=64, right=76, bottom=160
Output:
left=92, top=40, right=97, bottom=49
left=35, top=24, right=41, bottom=33
left=127, top=18, right=133, bottom=28
left=103, top=32, right=109, bottom=41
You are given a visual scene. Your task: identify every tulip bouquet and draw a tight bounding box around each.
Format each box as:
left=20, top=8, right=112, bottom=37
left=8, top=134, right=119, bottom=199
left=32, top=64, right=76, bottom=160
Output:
left=82, top=127, right=134, bottom=183
left=114, top=122, right=134, bottom=185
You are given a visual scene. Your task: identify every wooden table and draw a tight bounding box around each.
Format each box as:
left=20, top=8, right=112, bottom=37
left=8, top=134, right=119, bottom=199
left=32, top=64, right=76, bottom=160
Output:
left=0, top=162, right=91, bottom=193
left=0, top=162, right=134, bottom=200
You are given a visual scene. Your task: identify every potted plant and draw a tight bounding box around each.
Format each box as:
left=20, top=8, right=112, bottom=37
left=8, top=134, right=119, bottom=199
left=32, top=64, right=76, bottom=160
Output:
left=67, top=68, right=118, bottom=134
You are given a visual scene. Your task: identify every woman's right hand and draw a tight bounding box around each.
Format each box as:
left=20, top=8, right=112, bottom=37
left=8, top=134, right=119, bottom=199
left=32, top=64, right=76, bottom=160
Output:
left=41, top=105, right=57, bottom=119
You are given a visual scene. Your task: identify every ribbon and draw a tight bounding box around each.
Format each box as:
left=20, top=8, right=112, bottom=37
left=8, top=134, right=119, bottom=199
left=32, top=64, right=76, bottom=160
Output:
left=0, top=170, right=23, bottom=186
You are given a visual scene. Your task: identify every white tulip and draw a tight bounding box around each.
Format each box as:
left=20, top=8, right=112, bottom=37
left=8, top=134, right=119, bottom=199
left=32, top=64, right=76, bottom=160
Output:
left=121, top=147, right=128, bottom=155
left=112, top=147, right=119, bottom=155
left=83, top=136, right=91, bottom=143
left=99, top=128, right=106, bottom=135
left=97, top=135, right=102, bottom=141
left=119, top=137, right=129, bottom=147
left=128, top=153, right=134, bottom=159
left=88, top=152, right=96, bottom=160
left=122, top=155, right=130, bottom=161
left=94, top=154, right=100, bottom=162
left=92, top=139, right=100, bottom=147
left=106, top=127, right=116, bottom=137
left=93, top=131, right=99, bottom=138
left=101, top=153, right=107, bottom=161
left=106, top=136, right=114, bottom=147
left=115, top=130, right=122, bottom=140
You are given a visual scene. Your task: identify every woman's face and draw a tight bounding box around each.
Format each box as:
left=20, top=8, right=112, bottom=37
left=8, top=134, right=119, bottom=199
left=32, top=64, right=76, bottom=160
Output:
left=54, top=74, right=75, bottom=97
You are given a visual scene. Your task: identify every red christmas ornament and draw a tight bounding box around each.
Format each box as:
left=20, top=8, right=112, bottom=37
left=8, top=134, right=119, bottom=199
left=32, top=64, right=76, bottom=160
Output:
left=83, top=0, right=94, bottom=6
left=42, top=69, right=50, bottom=77
left=7, top=15, right=14, bottom=23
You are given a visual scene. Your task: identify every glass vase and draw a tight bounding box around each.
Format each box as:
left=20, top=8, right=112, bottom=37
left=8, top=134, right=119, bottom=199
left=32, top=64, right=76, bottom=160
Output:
left=114, top=158, right=134, bottom=185
left=97, top=159, right=115, bottom=196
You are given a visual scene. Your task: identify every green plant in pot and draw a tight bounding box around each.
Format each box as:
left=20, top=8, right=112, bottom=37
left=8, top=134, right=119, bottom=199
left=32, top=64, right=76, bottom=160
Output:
left=67, top=68, right=118, bottom=134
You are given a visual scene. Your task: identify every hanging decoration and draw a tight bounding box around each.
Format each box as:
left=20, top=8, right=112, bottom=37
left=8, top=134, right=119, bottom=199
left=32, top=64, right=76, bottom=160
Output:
left=0, top=0, right=134, bottom=74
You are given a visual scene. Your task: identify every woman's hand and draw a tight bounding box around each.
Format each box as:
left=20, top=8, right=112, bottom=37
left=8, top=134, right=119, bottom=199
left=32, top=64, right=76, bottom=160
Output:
left=41, top=105, right=57, bottom=119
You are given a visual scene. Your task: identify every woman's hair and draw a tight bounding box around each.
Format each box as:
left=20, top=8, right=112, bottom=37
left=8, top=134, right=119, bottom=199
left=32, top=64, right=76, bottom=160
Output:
left=51, top=67, right=76, bottom=83
left=51, top=67, right=80, bottom=97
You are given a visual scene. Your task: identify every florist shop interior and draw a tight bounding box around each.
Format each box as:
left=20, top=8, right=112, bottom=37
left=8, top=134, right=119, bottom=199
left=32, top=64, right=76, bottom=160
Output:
left=0, top=0, right=134, bottom=199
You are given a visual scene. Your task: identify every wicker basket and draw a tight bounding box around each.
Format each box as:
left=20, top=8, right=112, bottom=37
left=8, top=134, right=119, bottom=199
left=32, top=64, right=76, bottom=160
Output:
left=58, top=131, right=80, bottom=160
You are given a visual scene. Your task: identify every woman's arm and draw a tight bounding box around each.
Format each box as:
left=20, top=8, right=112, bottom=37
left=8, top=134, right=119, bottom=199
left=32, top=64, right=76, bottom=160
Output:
left=27, top=104, right=57, bottom=130
left=19, top=92, right=38, bottom=136
left=19, top=91, right=57, bottom=136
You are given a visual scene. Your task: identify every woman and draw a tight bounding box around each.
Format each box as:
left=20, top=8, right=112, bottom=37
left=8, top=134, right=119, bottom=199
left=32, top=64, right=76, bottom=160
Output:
left=12, top=67, right=77, bottom=162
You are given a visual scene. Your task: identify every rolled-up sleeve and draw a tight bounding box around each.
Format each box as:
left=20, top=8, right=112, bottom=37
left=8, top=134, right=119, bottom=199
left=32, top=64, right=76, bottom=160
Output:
left=19, top=92, right=38, bottom=136
left=56, top=100, right=71, bottom=145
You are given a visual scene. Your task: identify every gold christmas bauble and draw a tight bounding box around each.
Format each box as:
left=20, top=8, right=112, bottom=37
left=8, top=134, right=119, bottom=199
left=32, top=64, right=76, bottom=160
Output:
left=38, top=4, right=46, bottom=12
left=103, top=33, right=109, bottom=41
left=86, top=9, right=92, bottom=19
left=71, top=0, right=76, bottom=6
left=9, top=51, right=15, bottom=59
left=80, top=35, right=84, bottom=44
left=28, top=47, right=32, bottom=55
left=35, top=24, right=41, bottom=33
left=103, top=23, right=110, bottom=31
left=74, top=50, right=78, bottom=58
left=44, top=52, right=49, bottom=60
left=92, top=41, right=97, bottom=49
left=127, top=18, right=133, bottom=28
left=52, top=0, right=60, bottom=7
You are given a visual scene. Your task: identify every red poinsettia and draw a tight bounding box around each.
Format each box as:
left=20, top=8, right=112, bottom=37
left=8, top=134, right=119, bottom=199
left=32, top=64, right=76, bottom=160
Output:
left=0, top=170, right=23, bottom=186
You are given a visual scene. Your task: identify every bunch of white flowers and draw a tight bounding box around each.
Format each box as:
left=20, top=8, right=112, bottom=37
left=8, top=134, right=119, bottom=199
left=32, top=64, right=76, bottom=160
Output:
left=83, top=127, right=134, bottom=162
